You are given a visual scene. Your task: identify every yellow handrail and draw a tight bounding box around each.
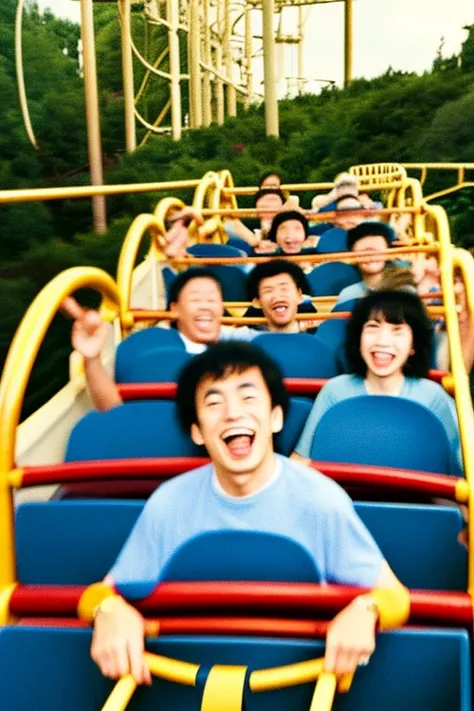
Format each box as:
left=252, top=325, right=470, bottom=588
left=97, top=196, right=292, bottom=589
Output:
left=423, top=205, right=474, bottom=596
left=0, top=180, right=201, bottom=205
left=101, top=653, right=342, bottom=711
left=116, top=213, right=167, bottom=332
left=0, top=267, right=120, bottom=586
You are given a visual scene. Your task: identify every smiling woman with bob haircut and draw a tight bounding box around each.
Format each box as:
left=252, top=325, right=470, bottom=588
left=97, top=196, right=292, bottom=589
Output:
left=293, top=289, right=462, bottom=474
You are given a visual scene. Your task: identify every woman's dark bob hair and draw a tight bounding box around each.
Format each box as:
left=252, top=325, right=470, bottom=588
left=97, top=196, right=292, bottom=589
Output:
left=176, top=341, right=289, bottom=433
left=345, top=289, right=433, bottom=378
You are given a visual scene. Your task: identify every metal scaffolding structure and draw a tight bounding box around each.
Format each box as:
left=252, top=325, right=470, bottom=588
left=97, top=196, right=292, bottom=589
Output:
left=53, top=0, right=354, bottom=228
left=78, top=0, right=353, bottom=151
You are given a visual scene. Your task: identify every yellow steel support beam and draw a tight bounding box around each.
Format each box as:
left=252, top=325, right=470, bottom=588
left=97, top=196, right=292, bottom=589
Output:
left=344, top=0, right=353, bottom=86
left=262, top=0, right=279, bottom=137
left=80, top=0, right=107, bottom=232
left=119, top=0, right=136, bottom=152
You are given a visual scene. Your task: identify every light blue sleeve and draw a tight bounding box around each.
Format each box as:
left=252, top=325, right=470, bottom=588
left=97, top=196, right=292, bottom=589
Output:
left=324, top=489, right=384, bottom=586
left=224, top=326, right=258, bottom=342
left=295, top=381, right=341, bottom=457
left=108, top=495, right=163, bottom=588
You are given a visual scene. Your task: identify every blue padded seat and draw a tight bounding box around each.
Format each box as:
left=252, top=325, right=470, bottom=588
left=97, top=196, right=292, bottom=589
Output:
left=308, top=222, right=333, bottom=237
left=227, top=236, right=254, bottom=256
left=310, top=395, right=452, bottom=474
left=159, top=530, right=321, bottom=583
left=65, top=400, right=203, bottom=462
left=315, top=318, right=349, bottom=371
left=275, top=396, right=313, bottom=455
left=354, top=503, right=467, bottom=591
left=117, top=347, right=191, bottom=384
left=15, top=500, right=467, bottom=590
left=315, top=227, right=348, bottom=253
left=163, top=265, right=248, bottom=302
left=331, top=298, right=358, bottom=312
left=254, top=333, right=340, bottom=378
left=307, top=262, right=360, bottom=297
left=115, top=328, right=185, bottom=382
left=0, top=627, right=470, bottom=711
left=187, top=243, right=246, bottom=258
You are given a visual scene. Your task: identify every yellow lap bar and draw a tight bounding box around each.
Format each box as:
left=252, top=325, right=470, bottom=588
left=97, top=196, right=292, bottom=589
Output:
left=144, top=652, right=200, bottom=686
left=77, top=582, right=117, bottom=621
left=370, top=584, right=411, bottom=630
left=201, top=665, right=247, bottom=711
left=310, top=672, right=337, bottom=711
left=250, top=657, right=324, bottom=692
left=100, top=675, right=137, bottom=711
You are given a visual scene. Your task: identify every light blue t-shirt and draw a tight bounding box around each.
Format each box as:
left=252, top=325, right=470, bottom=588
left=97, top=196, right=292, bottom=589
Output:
left=109, top=455, right=384, bottom=588
left=295, top=374, right=462, bottom=474
left=336, top=281, right=369, bottom=305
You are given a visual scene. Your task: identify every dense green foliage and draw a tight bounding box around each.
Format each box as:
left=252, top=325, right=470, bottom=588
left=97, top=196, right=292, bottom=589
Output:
left=1, top=2, right=474, bottom=415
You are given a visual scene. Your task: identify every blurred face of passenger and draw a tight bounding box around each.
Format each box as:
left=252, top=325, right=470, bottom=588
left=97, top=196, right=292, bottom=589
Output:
left=255, top=194, right=284, bottom=223
left=171, top=277, right=223, bottom=344
left=352, top=235, right=389, bottom=278
left=256, top=273, right=301, bottom=330
left=260, top=174, right=281, bottom=189
left=334, top=197, right=364, bottom=230
left=275, top=220, right=306, bottom=255
left=360, top=315, right=414, bottom=379
left=191, top=368, right=283, bottom=495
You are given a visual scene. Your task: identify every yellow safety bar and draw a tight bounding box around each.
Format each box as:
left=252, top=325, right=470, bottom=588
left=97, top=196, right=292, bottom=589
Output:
left=101, top=653, right=344, bottom=711
left=349, top=163, right=407, bottom=191
left=422, top=205, right=474, bottom=595
left=116, top=213, right=168, bottom=333
left=402, top=163, right=474, bottom=201
left=0, top=180, right=201, bottom=205
left=0, top=267, right=120, bottom=586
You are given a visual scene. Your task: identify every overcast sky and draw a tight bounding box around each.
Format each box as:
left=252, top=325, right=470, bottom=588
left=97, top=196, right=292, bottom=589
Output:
left=37, top=0, right=473, bottom=93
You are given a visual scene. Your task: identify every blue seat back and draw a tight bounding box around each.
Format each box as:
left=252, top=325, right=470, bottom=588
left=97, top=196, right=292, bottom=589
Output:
left=187, top=243, right=245, bottom=258
left=315, top=227, right=348, bottom=253
left=354, top=503, right=467, bottom=591
left=163, top=265, right=247, bottom=303
left=115, top=328, right=185, bottom=382
left=254, top=333, right=340, bottom=378
left=310, top=395, right=452, bottom=474
left=307, top=262, right=360, bottom=297
left=159, top=530, right=321, bottom=582
left=308, top=222, right=333, bottom=236
left=0, top=627, right=469, bottom=711
left=332, top=298, right=358, bottom=312
left=16, top=498, right=467, bottom=590
left=65, top=400, right=203, bottom=462
left=227, top=236, right=254, bottom=256
left=315, top=319, right=349, bottom=371
left=117, top=347, right=191, bottom=383
left=275, top=397, right=313, bottom=455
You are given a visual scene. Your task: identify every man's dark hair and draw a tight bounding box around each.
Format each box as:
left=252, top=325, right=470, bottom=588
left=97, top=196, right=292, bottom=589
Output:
left=253, top=188, right=285, bottom=207
left=258, top=171, right=281, bottom=188
left=347, top=221, right=396, bottom=251
left=267, top=210, right=309, bottom=243
left=167, top=267, right=223, bottom=308
left=345, top=290, right=433, bottom=378
left=246, top=259, right=310, bottom=301
left=176, top=341, right=290, bottom=433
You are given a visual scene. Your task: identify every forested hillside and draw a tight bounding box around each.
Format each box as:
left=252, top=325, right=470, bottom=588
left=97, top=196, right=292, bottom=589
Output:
left=1, top=1, right=474, bottom=415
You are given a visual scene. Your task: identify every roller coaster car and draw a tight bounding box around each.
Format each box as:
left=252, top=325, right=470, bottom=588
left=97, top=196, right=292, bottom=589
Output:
left=1, top=166, right=474, bottom=710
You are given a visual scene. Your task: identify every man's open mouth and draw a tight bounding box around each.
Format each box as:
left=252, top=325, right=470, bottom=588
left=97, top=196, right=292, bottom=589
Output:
left=221, top=428, right=256, bottom=458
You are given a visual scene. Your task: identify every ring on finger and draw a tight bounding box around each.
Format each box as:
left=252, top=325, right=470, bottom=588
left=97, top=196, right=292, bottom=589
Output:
left=358, top=655, right=371, bottom=667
